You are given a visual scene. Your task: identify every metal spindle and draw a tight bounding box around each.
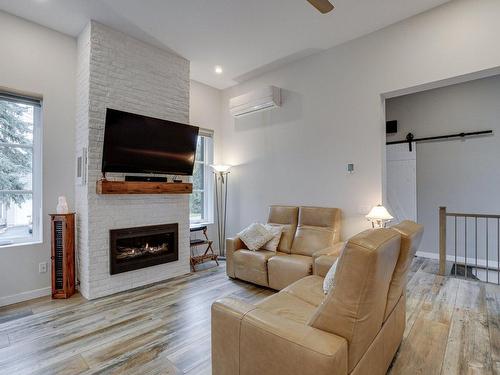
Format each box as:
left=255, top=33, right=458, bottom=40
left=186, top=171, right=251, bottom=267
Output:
left=464, top=217, right=467, bottom=280
left=475, top=217, right=478, bottom=277
left=486, top=218, right=489, bottom=283
left=454, top=217, right=457, bottom=277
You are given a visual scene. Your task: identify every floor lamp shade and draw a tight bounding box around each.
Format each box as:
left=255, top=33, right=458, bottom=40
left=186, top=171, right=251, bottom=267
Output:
left=211, top=165, right=231, bottom=257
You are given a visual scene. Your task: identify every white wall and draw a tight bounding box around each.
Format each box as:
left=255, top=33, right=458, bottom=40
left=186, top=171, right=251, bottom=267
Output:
left=190, top=80, right=223, bottom=162
left=0, top=12, right=76, bottom=305
left=189, top=80, right=223, bottom=252
left=220, top=0, right=500, bottom=240
left=386, top=74, right=500, bottom=260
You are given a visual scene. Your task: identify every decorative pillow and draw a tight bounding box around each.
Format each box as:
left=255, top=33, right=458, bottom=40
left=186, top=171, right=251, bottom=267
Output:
left=323, top=259, right=339, bottom=295
left=261, top=224, right=284, bottom=252
left=238, top=223, right=274, bottom=251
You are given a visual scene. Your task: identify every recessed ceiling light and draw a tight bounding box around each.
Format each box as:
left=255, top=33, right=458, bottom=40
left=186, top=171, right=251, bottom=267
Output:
left=214, top=65, right=223, bottom=74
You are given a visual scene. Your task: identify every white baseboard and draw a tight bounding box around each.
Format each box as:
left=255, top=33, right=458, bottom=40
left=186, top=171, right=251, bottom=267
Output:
left=416, top=251, right=439, bottom=260
left=0, top=287, right=51, bottom=307
left=416, top=251, right=498, bottom=269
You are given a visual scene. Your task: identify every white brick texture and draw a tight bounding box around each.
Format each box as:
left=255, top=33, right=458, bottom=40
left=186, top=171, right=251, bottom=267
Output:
left=76, top=21, right=190, bottom=299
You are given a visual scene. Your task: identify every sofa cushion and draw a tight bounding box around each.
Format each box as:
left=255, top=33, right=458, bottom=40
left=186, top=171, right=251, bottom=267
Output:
left=238, top=223, right=274, bottom=251
left=299, top=206, right=341, bottom=229
left=282, top=275, right=325, bottom=307
left=291, top=226, right=336, bottom=256
left=267, top=253, right=313, bottom=290
left=314, top=254, right=339, bottom=278
left=256, top=291, right=316, bottom=324
left=323, top=259, right=338, bottom=294
left=267, top=206, right=299, bottom=254
left=291, top=207, right=341, bottom=256
left=234, top=249, right=275, bottom=287
left=261, top=224, right=284, bottom=252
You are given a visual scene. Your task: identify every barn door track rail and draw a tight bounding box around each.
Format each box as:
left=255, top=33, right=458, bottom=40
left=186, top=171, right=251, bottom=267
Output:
left=386, top=130, right=493, bottom=151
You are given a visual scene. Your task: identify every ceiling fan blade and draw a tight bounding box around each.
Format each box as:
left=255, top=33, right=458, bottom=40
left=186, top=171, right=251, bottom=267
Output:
left=307, top=0, right=334, bottom=14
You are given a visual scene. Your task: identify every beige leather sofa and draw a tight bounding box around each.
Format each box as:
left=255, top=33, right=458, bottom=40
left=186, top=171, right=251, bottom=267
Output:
left=212, top=221, right=423, bottom=375
left=226, top=205, right=343, bottom=290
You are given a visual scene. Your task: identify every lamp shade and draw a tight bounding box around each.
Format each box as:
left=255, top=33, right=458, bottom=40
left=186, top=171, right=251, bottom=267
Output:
left=366, top=205, right=393, bottom=221
left=210, top=164, right=231, bottom=173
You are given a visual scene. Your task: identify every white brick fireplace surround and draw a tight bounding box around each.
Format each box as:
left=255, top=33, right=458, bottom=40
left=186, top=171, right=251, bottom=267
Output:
left=76, top=21, right=190, bottom=300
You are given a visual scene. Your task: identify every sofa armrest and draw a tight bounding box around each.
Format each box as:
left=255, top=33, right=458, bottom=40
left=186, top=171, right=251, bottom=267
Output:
left=312, top=242, right=346, bottom=276
left=312, top=242, right=346, bottom=260
left=211, top=297, right=257, bottom=375
left=211, top=297, right=348, bottom=375
left=226, top=236, right=246, bottom=278
left=239, top=308, right=348, bottom=375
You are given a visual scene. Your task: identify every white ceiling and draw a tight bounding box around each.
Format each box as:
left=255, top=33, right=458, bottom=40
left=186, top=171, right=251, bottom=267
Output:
left=0, top=0, right=450, bottom=89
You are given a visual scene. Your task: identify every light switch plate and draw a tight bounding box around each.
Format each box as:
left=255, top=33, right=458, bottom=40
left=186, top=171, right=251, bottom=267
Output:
left=76, top=147, right=87, bottom=186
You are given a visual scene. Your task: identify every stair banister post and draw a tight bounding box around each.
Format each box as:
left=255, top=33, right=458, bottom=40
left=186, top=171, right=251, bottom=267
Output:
left=439, top=206, right=447, bottom=275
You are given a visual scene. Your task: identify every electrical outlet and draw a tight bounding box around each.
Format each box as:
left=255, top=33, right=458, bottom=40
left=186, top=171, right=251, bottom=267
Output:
left=39, top=262, right=48, bottom=273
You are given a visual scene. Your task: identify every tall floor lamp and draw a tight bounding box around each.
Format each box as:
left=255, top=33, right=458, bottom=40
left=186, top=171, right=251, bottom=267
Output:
left=211, top=165, right=231, bottom=259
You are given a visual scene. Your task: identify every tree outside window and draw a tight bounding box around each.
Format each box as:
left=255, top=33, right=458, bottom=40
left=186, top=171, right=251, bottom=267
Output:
left=0, top=96, right=41, bottom=246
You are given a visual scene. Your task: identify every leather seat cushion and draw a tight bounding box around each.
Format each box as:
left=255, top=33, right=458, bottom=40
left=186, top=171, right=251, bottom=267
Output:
left=314, top=254, right=339, bottom=278
left=268, top=253, right=313, bottom=290
left=234, top=249, right=275, bottom=287
left=256, top=291, right=317, bottom=324
left=291, top=226, right=335, bottom=256
left=282, top=275, right=326, bottom=307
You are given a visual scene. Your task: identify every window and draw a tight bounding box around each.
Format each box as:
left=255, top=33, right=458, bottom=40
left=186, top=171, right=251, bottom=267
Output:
left=190, top=131, right=214, bottom=224
left=0, top=93, right=42, bottom=246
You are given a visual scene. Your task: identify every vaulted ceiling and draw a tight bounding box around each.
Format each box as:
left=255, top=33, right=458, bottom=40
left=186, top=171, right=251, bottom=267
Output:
left=0, top=0, right=450, bottom=89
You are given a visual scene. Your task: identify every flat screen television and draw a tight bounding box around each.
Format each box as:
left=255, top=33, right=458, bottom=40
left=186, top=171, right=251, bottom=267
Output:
left=102, top=108, right=199, bottom=175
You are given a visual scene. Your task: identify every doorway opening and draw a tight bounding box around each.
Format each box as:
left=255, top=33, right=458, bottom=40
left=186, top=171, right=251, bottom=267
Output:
left=384, top=74, right=500, bottom=283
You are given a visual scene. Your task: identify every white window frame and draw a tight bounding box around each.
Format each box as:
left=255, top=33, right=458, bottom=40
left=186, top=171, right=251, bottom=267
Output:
left=0, top=93, right=43, bottom=247
left=190, top=130, right=214, bottom=225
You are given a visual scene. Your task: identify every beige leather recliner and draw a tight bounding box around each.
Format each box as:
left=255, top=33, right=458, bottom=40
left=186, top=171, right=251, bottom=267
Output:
left=226, top=205, right=343, bottom=290
left=212, top=220, right=424, bottom=375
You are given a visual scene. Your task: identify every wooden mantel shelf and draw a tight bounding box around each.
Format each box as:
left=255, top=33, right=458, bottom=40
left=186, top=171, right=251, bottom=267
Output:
left=96, top=180, right=192, bottom=195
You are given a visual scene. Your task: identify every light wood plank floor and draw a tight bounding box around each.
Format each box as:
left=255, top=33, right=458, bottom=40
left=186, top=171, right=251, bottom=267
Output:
left=0, top=258, right=498, bottom=375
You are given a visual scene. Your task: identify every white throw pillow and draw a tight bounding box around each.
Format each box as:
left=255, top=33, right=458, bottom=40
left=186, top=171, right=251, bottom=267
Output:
left=238, top=223, right=274, bottom=251
left=323, top=259, right=339, bottom=295
left=261, top=224, right=284, bottom=252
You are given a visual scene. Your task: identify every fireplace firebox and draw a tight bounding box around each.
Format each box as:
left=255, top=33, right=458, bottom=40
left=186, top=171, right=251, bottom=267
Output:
left=109, top=223, right=178, bottom=275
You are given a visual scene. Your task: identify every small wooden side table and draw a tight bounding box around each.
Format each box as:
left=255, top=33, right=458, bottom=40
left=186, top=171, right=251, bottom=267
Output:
left=190, top=225, right=218, bottom=271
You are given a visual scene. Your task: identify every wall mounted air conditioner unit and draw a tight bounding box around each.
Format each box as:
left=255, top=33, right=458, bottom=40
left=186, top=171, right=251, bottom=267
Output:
left=229, top=86, right=281, bottom=118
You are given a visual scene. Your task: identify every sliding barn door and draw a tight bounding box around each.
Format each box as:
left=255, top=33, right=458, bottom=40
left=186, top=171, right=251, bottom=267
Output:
left=386, top=143, right=417, bottom=222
